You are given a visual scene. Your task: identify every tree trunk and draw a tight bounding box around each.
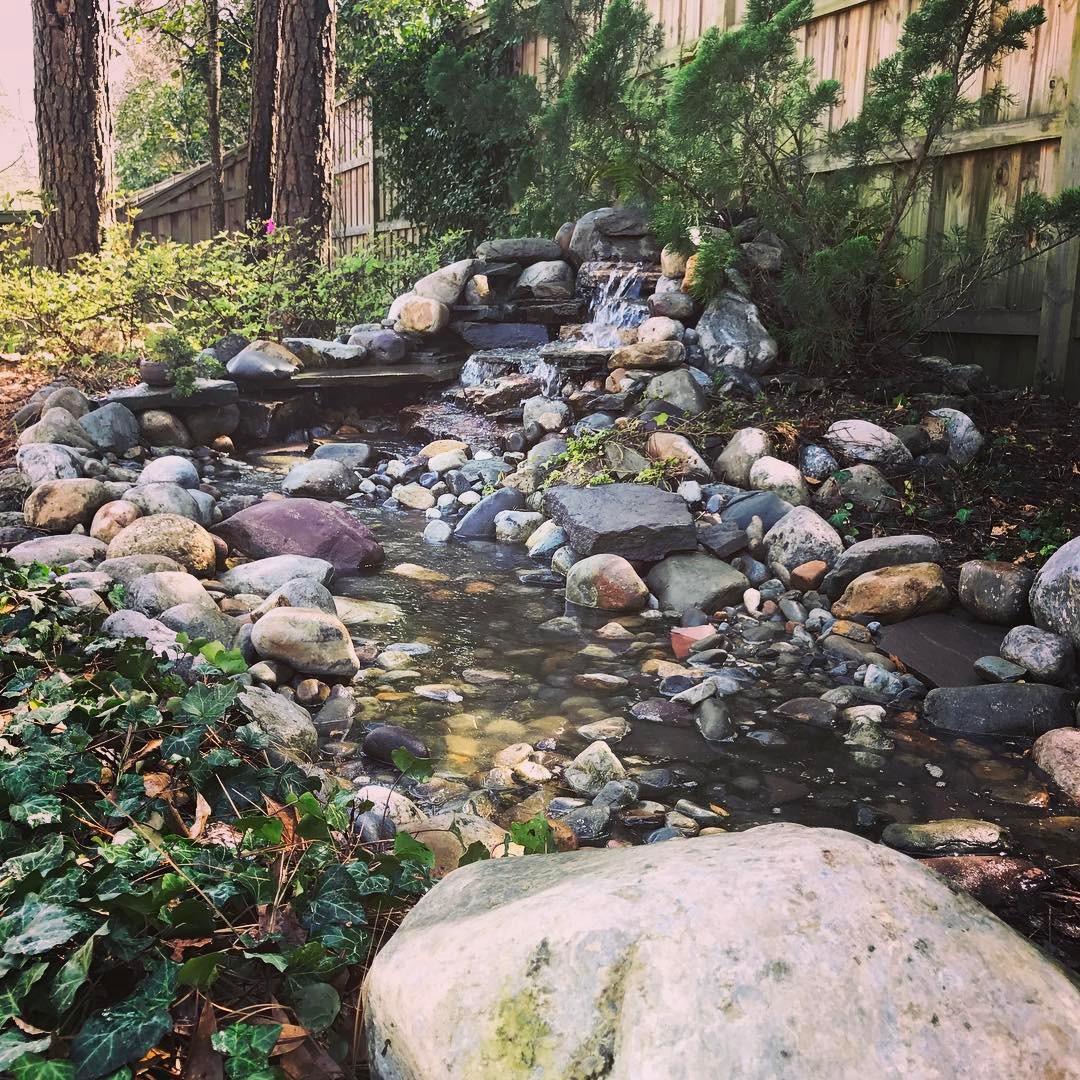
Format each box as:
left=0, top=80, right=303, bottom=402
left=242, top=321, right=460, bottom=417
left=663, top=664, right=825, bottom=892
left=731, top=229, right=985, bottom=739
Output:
left=274, top=0, right=335, bottom=264
left=32, top=0, right=114, bottom=272
left=205, top=0, right=225, bottom=235
left=245, top=0, right=279, bottom=227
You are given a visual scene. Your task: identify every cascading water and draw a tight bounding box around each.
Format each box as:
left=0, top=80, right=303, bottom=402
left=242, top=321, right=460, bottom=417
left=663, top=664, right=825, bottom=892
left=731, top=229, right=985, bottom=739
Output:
left=578, top=266, right=649, bottom=348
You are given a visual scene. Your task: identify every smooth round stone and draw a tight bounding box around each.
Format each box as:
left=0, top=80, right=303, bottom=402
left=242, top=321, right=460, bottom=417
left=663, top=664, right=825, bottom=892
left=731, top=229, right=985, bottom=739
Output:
left=362, top=725, right=430, bottom=765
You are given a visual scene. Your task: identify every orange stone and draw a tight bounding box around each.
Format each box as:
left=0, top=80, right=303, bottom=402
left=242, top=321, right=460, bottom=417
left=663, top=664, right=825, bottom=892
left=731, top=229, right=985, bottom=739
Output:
left=671, top=624, right=715, bottom=660
left=790, top=560, right=828, bottom=590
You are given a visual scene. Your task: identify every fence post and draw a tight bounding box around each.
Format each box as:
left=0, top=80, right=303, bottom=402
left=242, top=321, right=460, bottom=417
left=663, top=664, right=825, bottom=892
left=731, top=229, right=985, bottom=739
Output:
left=1034, top=9, right=1080, bottom=393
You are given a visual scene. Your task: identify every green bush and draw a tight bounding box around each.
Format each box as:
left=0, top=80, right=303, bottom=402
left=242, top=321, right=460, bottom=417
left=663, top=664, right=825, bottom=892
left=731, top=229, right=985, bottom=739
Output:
left=0, top=222, right=466, bottom=388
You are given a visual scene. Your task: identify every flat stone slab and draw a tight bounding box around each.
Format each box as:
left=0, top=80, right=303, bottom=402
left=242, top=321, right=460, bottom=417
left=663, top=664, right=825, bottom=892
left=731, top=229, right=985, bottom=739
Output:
left=265, top=362, right=463, bottom=393
left=877, top=611, right=1007, bottom=688
left=105, top=379, right=239, bottom=412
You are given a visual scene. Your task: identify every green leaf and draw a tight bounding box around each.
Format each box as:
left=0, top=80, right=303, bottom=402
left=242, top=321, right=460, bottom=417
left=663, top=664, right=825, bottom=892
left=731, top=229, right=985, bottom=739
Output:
left=177, top=681, right=238, bottom=723
left=236, top=815, right=284, bottom=846
left=0, top=1032, right=52, bottom=1071
left=70, top=960, right=178, bottom=1080
left=458, top=840, right=492, bottom=866
left=12, top=1056, right=76, bottom=1080
left=211, top=1023, right=281, bottom=1079
left=0, top=896, right=89, bottom=956
left=198, top=641, right=249, bottom=675
left=393, top=831, right=435, bottom=868
left=159, top=724, right=205, bottom=764
left=294, top=982, right=340, bottom=1034
left=508, top=814, right=556, bottom=855
left=242, top=950, right=288, bottom=972
left=179, top=952, right=221, bottom=988
left=390, top=746, right=433, bottom=781
left=0, top=961, right=48, bottom=1023
left=300, top=864, right=369, bottom=935
left=234, top=723, right=270, bottom=751
left=52, top=935, right=95, bottom=1014
left=1, top=834, right=65, bottom=881
left=9, top=794, right=64, bottom=826
left=955, top=507, right=973, bottom=523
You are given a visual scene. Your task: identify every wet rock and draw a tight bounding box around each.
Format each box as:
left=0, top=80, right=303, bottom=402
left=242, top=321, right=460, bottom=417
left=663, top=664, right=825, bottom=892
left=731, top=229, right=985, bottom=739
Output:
left=214, top=498, right=384, bottom=571
left=1032, top=727, right=1080, bottom=804
left=312, top=442, right=373, bottom=469
left=920, top=855, right=1049, bottom=906
left=577, top=717, right=631, bottom=741
left=763, top=506, right=843, bottom=571
left=107, top=514, right=217, bottom=576
left=249, top=608, right=360, bottom=679
left=1000, top=624, right=1075, bottom=684
left=237, top=685, right=318, bottom=762
left=362, top=725, right=430, bottom=765
left=219, top=554, right=334, bottom=596
left=139, top=455, right=200, bottom=489
left=402, top=813, right=515, bottom=876
left=565, top=554, right=649, bottom=612
left=645, top=552, right=748, bottom=612
left=227, top=339, right=303, bottom=381
left=494, top=510, right=544, bottom=544
left=958, top=560, right=1034, bottom=625
left=696, top=697, right=735, bottom=741
left=454, top=322, right=548, bottom=349
left=564, top=740, right=626, bottom=795
left=454, top=488, right=526, bottom=541
left=832, top=563, right=950, bottom=623
left=23, top=478, right=111, bottom=533
left=631, top=698, right=693, bottom=726
left=821, top=534, right=943, bottom=598
left=748, top=456, right=810, bottom=505
left=882, top=818, right=1007, bottom=854
left=393, top=483, right=436, bottom=510
left=363, top=823, right=1080, bottom=1079
left=974, top=656, right=1026, bottom=683
left=423, top=519, right=452, bottom=543
left=774, top=697, right=839, bottom=728
left=282, top=459, right=358, bottom=500
left=545, top=484, right=696, bottom=560
left=561, top=804, right=613, bottom=842
left=923, top=683, right=1076, bottom=736
left=1029, top=535, right=1080, bottom=648
left=822, top=419, right=913, bottom=473
left=696, top=292, right=778, bottom=375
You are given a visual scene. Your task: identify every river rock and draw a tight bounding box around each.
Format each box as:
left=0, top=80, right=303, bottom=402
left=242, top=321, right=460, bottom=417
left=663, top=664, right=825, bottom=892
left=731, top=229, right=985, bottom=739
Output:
left=565, top=554, right=649, bottom=612
left=1032, top=728, right=1080, bottom=804
left=237, top=685, right=318, bottom=762
left=822, top=419, right=913, bottom=473
left=522, top=396, right=572, bottom=431
left=821, top=534, right=943, bottom=597
left=608, top=341, right=685, bottom=370
left=642, top=369, right=707, bottom=414
left=718, top=490, right=791, bottom=532
left=23, top=478, right=111, bottom=533
left=645, top=432, right=711, bottom=480
left=5, top=534, right=107, bottom=568
left=106, top=514, right=217, bottom=576
left=138, top=455, right=200, bottom=489
left=695, top=292, right=778, bottom=375
left=402, top=813, right=514, bottom=877
left=79, top=403, right=141, bottom=454
left=219, top=554, right=334, bottom=596
left=648, top=289, right=696, bottom=320
left=748, top=456, right=810, bottom=505
left=763, top=507, right=843, bottom=571
left=363, top=823, right=1080, bottom=1079
left=90, top=500, right=142, bottom=543
left=454, top=488, right=526, bottom=541
left=282, top=459, right=359, bottom=500
left=563, top=740, right=626, bottom=795
left=125, top=571, right=212, bottom=617
left=250, top=607, right=359, bottom=679
left=637, top=316, right=682, bottom=344
left=213, top=498, right=384, bottom=570
left=353, top=784, right=427, bottom=830
left=100, top=610, right=180, bottom=659
left=513, top=260, right=575, bottom=299
left=475, top=237, right=562, bottom=265
left=41, top=386, right=90, bottom=417
left=831, top=563, right=950, bottom=623
left=227, top=340, right=303, bottom=381
left=929, top=408, right=984, bottom=464
left=397, top=296, right=451, bottom=334
left=312, top=442, right=373, bottom=469
left=1000, top=625, right=1075, bottom=684
left=253, top=577, right=338, bottom=618
left=16, top=443, right=83, bottom=487
left=646, top=553, right=748, bottom=613
left=816, top=464, right=896, bottom=512
left=127, top=482, right=202, bottom=521
left=362, top=724, right=430, bottom=766
left=159, top=601, right=237, bottom=644
left=958, top=560, right=1034, bottom=624
left=882, top=818, right=1007, bottom=854
left=923, top=683, right=1076, bottom=735
left=545, top=484, right=695, bottom=560
left=1029, top=535, right=1080, bottom=647
left=715, top=428, right=771, bottom=486
left=494, top=510, right=544, bottom=544
left=18, top=407, right=99, bottom=452
left=139, top=410, right=192, bottom=448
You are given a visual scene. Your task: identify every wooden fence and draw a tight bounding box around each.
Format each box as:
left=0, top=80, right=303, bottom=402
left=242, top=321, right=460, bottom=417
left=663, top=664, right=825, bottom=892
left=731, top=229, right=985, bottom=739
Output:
left=132, top=98, right=419, bottom=261
left=519, top=0, right=1080, bottom=396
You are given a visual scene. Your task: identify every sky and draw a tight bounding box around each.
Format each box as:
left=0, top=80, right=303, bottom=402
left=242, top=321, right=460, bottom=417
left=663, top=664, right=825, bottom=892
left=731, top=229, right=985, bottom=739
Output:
left=0, top=2, right=37, bottom=200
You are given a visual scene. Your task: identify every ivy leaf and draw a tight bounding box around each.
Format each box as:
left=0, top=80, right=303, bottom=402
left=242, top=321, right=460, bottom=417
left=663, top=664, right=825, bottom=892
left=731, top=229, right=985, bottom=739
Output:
left=9, top=794, right=64, bottom=827
left=179, top=952, right=221, bottom=989
left=177, top=682, right=238, bottom=724
left=294, top=982, right=340, bottom=1034
left=390, top=747, right=433, bottom=781
left=234, top=723, right=270, bottom=751
left=241, top=950, right=287, bottom=972
left=0, top=960, right=48, bottom=1023
left=52, top=934, right=95, bottom=1014
left=458, top=840, right=492, bottom=866
left=0, top=1032, right=52, bottom=1071
left=393, top=831, right=435, bottom=869
left=299, top=864, right=369, bottom=935
left=70, top=960, right=179, bottom=1080
left=1, top=834, right=66, bottom=881
left=12, top=1056, right=76, bottom=1080
left=159, top=724, right=205, bottom=764
left=198, top=642, right=248, bottom=676
left=0, top=896, right=89, bottom=956
left=210, top=1023, right=281, bottom=1079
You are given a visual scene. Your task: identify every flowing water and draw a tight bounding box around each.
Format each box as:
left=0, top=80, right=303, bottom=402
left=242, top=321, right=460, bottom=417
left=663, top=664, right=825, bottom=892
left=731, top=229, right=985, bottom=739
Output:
left=578, top=267, right=650, bottom=347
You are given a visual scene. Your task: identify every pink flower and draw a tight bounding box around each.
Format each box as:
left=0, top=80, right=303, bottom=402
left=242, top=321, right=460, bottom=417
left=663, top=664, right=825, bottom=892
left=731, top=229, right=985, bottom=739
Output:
left=265, top=219, right=276, bottom=235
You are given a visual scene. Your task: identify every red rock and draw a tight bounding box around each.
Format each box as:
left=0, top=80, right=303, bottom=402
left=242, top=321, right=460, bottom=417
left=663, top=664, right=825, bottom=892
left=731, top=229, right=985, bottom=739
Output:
left=671, top=624, right=715, bottom=660
left=791, top=560, right=828, bottom=590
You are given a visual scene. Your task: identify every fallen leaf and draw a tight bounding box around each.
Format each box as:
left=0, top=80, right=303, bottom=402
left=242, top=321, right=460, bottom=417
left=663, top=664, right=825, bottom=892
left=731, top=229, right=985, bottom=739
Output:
left=169, top=937, right=213, bottom=962
left=190, top=792, right=212, bottom=840
left=184, top=999, right=223, bottom=1080
left=143, top=771, right=173, bottom=798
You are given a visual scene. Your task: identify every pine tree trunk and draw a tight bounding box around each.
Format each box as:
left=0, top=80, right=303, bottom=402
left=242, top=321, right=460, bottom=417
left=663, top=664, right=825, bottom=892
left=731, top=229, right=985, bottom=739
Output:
left=205, top=0, right=225, bottom=235
left=273, top=0, right=335, bottom=264
left=32, top=0, right=114, bottom=272
left=245, top=0, right=279, bottom=227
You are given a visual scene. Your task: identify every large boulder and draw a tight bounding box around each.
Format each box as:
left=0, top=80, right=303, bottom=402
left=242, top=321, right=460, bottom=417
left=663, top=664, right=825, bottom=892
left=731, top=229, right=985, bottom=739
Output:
left=23, top=478, right=111, bottom=533
left=213, top=499, right=384, bottom=571
left=249, top=607, right=360, bottom=679
left=17, top=407, right=99, bottom=452
left=227, top=340, right=303, bottom=381
left=1000, top=625, right=1075, bottom=685
left=545, top=484, right=696, bottom=561
left=822, top=419, right=913, bottom=473
left=237, top=685, right=318, bottom=762
left=312, top=443, right=373, bottom=470
left=924, top=683, right=1076, bottom=736
left=363, top=823, right=1080, bottom=1080
left=79, top=403, right=141, bottom=454
left=821, top=534, right=943, bottom=598
left=1029, top=536, right=1080, bottom=648
left=695, top=292, right=778, bottom=375
left=762, top=506, right=843, bottom=570
left=568, top=207, right=661, bottom=264
left=475, top=237, right=563, bottom=265
left=138, top=455, right=200, bottom=489
left=831, top=563, right=950, bottom=623
left=16, top=444, right=83, bottom=487
left=281, top=459, right=359, bottom=500
left=219, top=554, right=334, bottom=597
left=565, top=554, right=649, bottom=612
left=513, top=260, right=575, bottom=299
left=106, top=514, right=217, bottom=576
left=958, top=560, right=1035, bottom=625
left=125, top=571, right=212, bottom=617
left=645, top=552, right=748, bottom=613
left=413, top=259, right=483, bottom=306
left=1032, top=728, right=1080, bottom=804
left=5, top=534, right=107, bottom=568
